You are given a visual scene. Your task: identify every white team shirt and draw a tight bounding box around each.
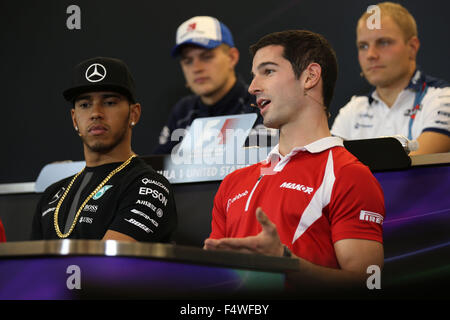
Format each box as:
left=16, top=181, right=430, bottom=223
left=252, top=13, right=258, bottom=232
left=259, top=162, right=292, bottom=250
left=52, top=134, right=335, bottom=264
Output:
left=331, top=70, right=450, bottom=141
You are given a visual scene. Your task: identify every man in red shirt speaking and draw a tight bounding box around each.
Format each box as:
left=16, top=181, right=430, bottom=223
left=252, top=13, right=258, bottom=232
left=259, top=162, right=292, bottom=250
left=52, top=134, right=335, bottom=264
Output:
left=204, top=30, right=385, bottom=287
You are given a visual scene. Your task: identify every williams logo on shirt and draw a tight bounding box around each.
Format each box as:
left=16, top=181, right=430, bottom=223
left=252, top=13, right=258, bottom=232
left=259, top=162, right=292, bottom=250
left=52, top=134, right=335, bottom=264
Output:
left=354, top=123, right=374, bottom=129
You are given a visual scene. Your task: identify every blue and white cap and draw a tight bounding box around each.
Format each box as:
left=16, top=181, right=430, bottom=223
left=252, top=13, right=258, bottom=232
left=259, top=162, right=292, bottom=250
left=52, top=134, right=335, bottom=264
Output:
left=171, top=16, right=235, bottom=57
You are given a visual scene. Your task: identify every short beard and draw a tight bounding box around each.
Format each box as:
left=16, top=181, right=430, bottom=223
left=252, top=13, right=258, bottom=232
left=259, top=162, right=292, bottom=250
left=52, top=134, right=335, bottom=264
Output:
left=82, top=108, right=131, bottom=154
left=85, top=133, right=126, bottom=153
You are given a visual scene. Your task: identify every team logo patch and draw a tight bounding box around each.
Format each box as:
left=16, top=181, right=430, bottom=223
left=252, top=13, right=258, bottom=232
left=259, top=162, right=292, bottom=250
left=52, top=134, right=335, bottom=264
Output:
left=48, top=187, right=65, bottom=205
left=187, top=22, right=196, bottom=32
left=227, top=190, right=248, bottom=211
left=359, top=210, right=384, bottom=225
left=42, top=207, right=56, bottom=217
left=83, top=204, right=98, bottom=213
left=124, top=218, right=153, bottom=234
left=354, top=123, right=374, bottom=129
left=79, top=217, right=93, bottom=224
left=280, top=182, right=314, bottom=194
left=85, top=63, right=107, bottom=82
left=93, top=185, right=113, bottom=200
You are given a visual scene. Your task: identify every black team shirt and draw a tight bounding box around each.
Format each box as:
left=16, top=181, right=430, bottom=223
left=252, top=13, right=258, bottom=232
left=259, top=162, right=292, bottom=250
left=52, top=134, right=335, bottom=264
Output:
left=31, top=157, right=177, bottom=242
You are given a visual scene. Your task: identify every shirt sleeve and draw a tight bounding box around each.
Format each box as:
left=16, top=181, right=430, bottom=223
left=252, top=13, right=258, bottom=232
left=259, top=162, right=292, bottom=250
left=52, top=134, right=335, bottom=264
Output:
left=107, top=173, right=177, bottom=242
left=328, top=163, right=385, bottom=244
left=419, top=86, right=450, bottom=137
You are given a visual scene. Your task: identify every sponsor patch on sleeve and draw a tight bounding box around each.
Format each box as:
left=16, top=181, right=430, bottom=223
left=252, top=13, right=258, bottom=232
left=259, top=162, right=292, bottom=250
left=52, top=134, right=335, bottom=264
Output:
left=359, top=210, right=384, bottom=225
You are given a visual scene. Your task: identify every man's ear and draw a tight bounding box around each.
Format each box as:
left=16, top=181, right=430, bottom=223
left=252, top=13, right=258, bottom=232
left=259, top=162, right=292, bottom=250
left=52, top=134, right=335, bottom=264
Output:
left=303, top=63, right=322, bottom=90
left=228, top=47, right=240, bottom=68
left=407, top=36, right=420, bottom=60
left=71, top=108, right=78, bottom=131
left=130, top=103, right=141, bottom=127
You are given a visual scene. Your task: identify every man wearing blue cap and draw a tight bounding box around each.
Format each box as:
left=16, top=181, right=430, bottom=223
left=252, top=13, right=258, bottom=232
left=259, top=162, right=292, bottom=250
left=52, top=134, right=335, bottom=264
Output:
left=153, top=16, right=265, bottom=154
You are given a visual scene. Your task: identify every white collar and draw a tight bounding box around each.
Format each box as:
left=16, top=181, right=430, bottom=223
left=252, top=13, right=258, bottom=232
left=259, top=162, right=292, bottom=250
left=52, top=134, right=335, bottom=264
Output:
left=265, top=136, right=344, bottom=171
left=370, top=87, right=414, bottom=109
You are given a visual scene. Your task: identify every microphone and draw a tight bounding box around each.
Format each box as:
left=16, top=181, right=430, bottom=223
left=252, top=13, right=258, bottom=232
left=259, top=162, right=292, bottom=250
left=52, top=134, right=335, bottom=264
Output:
left=303, top=90, right=331, bottom=118
left=303, top=90, right=325, bottom=107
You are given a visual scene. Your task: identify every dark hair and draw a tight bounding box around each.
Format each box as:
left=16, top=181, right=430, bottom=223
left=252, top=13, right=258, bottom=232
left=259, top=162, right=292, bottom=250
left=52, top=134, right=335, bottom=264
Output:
left=249, top=30, right=338, bottom=108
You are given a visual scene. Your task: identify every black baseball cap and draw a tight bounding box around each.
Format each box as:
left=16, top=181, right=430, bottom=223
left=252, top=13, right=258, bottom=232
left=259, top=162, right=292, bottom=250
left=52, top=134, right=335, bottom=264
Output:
left=63, top=57, right=137, bottom=103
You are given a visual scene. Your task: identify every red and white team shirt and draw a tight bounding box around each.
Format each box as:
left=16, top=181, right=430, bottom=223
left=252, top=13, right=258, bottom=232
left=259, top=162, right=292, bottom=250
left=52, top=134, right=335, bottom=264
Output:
left=210, top=137, right=385, bottom=269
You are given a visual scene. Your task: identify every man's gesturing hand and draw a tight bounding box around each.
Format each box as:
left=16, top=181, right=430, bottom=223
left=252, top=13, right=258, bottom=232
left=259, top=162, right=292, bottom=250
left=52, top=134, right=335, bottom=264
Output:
left=203, top=207, right=285, bottom=257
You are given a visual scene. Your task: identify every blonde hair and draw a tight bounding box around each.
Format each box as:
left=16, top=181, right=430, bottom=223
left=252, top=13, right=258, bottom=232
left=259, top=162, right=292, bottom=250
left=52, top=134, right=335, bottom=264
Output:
left=359, top=2, right=418, bottom=41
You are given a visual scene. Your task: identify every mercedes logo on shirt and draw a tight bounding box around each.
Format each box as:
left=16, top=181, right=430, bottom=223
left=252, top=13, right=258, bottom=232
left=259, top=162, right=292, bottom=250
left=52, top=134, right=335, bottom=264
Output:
left=85, top=63, right=107, bottom=82
left=48, top=187, right=65, bottom=205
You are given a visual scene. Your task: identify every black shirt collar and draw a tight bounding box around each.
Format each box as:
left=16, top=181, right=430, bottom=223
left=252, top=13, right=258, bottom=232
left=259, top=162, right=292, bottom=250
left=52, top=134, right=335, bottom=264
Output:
left=197, top=78, right=249, bottom=115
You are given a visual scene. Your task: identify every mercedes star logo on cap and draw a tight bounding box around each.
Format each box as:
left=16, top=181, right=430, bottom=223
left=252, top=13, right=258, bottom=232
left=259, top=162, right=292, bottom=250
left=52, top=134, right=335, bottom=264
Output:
left=85, top=63, right=107, bottom=83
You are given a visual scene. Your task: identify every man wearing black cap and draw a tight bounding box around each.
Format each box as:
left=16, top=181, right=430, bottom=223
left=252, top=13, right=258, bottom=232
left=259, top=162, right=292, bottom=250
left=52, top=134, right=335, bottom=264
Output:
left=31, top=57, right=177, bottom=242
left=153, top=16, right=269, bottom=154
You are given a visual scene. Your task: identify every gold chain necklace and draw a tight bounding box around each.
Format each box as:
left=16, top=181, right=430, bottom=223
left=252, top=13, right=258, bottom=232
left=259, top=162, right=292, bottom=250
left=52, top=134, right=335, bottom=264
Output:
left=53, top=154, right=136, bottom=238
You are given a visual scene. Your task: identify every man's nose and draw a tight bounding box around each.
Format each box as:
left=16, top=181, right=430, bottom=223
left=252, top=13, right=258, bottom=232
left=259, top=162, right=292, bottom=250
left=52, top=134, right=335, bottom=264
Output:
left=366, top=44, right=379, bottom=60
left=248, top=77, right=261, bottom=96
left=90, top=101, right=104, bottom=120
left=191, top=57, right=205, bottom=73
